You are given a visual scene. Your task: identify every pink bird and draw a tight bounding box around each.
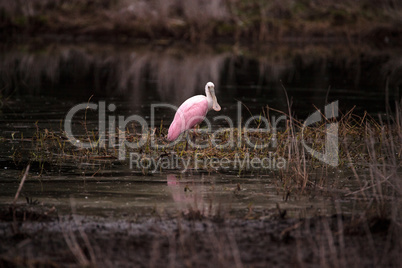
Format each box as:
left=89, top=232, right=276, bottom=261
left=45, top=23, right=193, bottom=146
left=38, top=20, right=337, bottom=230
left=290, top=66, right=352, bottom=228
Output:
left=167, top=82, right=221, bottom=141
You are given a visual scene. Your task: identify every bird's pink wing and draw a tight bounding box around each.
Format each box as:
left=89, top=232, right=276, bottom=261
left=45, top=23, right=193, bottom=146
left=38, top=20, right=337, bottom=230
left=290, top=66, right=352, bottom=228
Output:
left=167, top=97, right=208, bottom=141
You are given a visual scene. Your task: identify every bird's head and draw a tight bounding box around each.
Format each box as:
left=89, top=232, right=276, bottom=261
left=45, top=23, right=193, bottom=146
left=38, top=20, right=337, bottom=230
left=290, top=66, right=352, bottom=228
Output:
left=205, top=82, right=221, bottom=111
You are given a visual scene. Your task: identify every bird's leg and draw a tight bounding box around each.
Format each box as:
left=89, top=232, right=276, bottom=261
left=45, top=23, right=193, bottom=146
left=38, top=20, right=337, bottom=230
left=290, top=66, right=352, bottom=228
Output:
left=186, top=131, right=195, bottom=151
left=184, top=126, right=200, bottom=151
left=190, top=125, right=201, bottom=150
left=185, top=132, right=189, bottom=151
left=192, top=126, right=197, bottom=145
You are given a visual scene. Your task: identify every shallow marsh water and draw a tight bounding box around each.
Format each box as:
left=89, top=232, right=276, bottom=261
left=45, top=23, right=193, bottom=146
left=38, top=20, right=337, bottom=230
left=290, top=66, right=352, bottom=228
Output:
left=0, top=41, right=401, bottom=267
left=0, top=41, right=401, bottom=218
left=0, top=168, right=357, bottom=219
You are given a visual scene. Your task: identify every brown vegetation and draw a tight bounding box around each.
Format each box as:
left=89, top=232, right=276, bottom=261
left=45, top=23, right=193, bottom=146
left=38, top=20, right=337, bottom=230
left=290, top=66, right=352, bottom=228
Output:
left=1, top=96, right=401, bottom=267
left=1, top=0, right=402, bottom=44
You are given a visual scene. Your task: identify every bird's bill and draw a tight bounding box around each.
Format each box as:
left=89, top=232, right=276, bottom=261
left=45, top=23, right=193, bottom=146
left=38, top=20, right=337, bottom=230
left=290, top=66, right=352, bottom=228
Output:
left=212, top=93, right=221, bottom=111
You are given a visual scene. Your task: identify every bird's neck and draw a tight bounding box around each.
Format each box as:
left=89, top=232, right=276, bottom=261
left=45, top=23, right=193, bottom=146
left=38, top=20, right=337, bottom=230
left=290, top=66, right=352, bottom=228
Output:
left=205, top=90, right=213, bottom=110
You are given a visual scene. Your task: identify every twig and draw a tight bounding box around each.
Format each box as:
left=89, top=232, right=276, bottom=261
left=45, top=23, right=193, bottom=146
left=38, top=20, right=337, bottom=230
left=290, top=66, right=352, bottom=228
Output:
left=13, top=164, right=30, bottom=205
left=280, top=221, right=303, bottom=238
left=12, top=164, right=30, bottom=233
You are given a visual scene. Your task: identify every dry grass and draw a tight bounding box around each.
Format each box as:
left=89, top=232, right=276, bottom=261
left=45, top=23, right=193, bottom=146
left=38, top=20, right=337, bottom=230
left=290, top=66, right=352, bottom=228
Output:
left=9, top=101, right=401, bottom=197
left=2, top=102, right=401, bottom=267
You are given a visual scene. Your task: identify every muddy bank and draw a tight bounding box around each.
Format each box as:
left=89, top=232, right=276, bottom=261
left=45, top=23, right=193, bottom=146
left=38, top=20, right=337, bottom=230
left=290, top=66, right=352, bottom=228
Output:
left=1, top=0, right=402, bottom=46
left=0, top=204, right=400, bottom=267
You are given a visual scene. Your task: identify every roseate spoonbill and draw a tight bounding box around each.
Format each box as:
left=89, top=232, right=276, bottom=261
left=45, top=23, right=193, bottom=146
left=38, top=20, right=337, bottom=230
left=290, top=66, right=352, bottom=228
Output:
left=167, top=82, right=221, bottom=142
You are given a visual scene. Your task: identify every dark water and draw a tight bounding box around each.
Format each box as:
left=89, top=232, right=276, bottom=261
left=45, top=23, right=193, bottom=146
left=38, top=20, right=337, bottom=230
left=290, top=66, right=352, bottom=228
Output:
left=0, top=42, right=401, bottom=217
left=1, top=42, right=401, bottom=118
